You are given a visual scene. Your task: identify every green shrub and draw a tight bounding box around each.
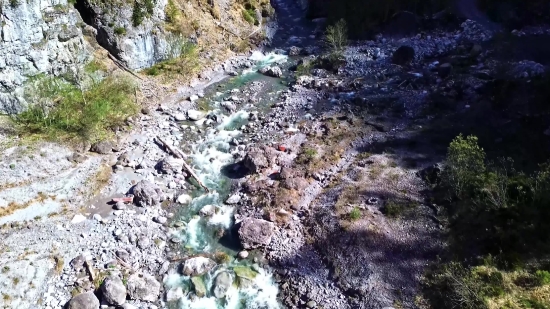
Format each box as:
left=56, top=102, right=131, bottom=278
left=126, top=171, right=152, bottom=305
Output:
left=296, top=147, right=317, bottom=164
left=9, top=0, right=20, bottom=8
left=443, top=134, right=486, bottom=199
left=14, top=74, right=137, bottom=142
left=114, top=27, right=126, bottom=35
left=324, top=19, right=347, bottom=55
left=132, top=1, right=145, bottom=26
left=384, top=200, right=403, bottom=217
left=166, top=0, right=179, bottom=23
left=296, top=62, right=312, bottom=76
left=349, top=207, right=361, bottom=220
left=242, top=9, right=255, bottom=24
left=144, top=0, right=154, bottom=14
left=143, top=38, right=199, bottom=77
left=535, top=270, right=550, bottom=285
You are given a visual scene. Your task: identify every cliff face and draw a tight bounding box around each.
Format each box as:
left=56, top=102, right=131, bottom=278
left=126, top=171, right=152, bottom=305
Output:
left=0, top=0, right=93, bottom=113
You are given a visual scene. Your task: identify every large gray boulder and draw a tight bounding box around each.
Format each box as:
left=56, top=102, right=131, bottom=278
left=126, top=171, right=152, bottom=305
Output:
left=243, top=147, right=269, bottom=173
left=238, top=218, right=275, bottom=249
left=132, top=180, right=162, bottom=207
left=259, top=66, right=283, bottom=78
left=127, top=272, right=161, bottom=302
left=90, top=140, right=115, bottom=154
left=66, top=292, right=100, bottom=309
left=156, top=156, right=184, bottom=174
left=213, top=271, right=232, bottom=298
left=182, top=257, right=216, bottom=276
left=100, top=275, right=127, bottom=305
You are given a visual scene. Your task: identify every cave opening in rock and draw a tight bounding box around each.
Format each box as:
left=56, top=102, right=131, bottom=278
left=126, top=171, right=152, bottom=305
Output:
left=73, top=0, right=96, bottom=28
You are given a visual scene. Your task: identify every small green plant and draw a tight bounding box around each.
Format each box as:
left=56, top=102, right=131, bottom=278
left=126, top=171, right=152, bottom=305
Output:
left=2, top=266, right=9, bottom=273
left=296, top=62, right=312, bottom=76
left=9, top=163, right=15, bottom=169
left=84, top=60, right=106, bottom=74
left=297, top=147, right=317, bottom=164
left=242, top=9, right=255, bottom=24
left=535, top=270, right=550, bottom=285
left=9, top=0, right=20, bottom=8
left=384, top=200, right=403, bottom=217
left=2, top=293, right=9, bottom=301
left=114, top=27, right=127, bottom=35
left=443, top=134, right=486, bottom=199
left=12, top=277, right=20, bottom=285
left=166, top=0, right=179, bottom=23
left=132, top=1, right=145, bottom=26
left=349, top=207, right=361, bottom=220
left=324, top=19, right=348, bottom=55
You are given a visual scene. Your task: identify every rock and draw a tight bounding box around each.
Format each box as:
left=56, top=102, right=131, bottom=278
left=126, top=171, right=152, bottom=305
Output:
left=114, top=201, right=127, bottom=210
left=242, top=147, right=269, bottom=173
left=127, top=273, right=161, bottom=302
left=70, top=254, right=86, bottom=270
left=121, top=304, right=137, bottom=309
left=288, top=46, right=302, bottom=56
left=233, top=265, right=257, bottom=280
left=437, top=63, right=453, bottom=78
left=66, top=292, right=100, bottom=309
left=296, top=75, right=314, bottom=86
left=199, top=205, right=216, bottom=217
left=71, top=214, right=87, bottom=224
left=90, top=140, right=114, bottom=154
left=69, top=152, right=87, bottom=163
left=141, top=107, right=151, bottom=115
left=213, top=271, right=232, bottom=298
left=153, top=216, right=167, bottom=224
left=191, top=276, right=207, bottom=297
left=187, top=110, right=205, bottom=121
left=177, top=194, right=192, bottom=204
left=173, top=113, right=186, bottom=121
left=100, top=275, right=127, bottom=305
left=307, top=300, right=317, bottom=308
left=182, top=257, right=216, bottom=276
left=238, top=251, right=249, bottom=259
left=225, top=194, right=241, bottom=204
left=259, top=66, right=283, bottom=78
left=391, top=45, right=415, bottom=65
left=156, top=156, right=184, bottom=174
left=470, top=44, right=482, bottom=58
left=238, top=218, right=275, bottom=249
left=133, top=180, right=162, bottom=207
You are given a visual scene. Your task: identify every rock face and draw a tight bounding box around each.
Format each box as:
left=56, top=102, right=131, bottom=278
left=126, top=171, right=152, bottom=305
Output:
left=213, top=271, right=232, bottom=298
left=127, top=273, right=161, bottom=302
left=391, top=45, right=415, bottom=65
left=0, top=0, right=92, bottom=113
left=182, top=257, right=216, bottom=276
left=133, top=180, right=162, bottom=206
left=238, top=218, right=275, bottom=249
left=76, top=0, right=169, bottom=70
left=101, top=275, right=127, bottom=305
left=67, top=292, right=100, bottom=309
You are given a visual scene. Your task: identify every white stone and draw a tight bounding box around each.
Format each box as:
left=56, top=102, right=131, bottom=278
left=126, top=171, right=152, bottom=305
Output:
left=71, top=215, right=86, bottom=224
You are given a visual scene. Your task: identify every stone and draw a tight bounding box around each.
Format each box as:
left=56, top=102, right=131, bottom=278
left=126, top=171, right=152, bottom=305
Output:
left=242, top=147, right=269, bottom=173
left=191, top=276, right=207, bottom=297
left=114, top=201, right=127, bottom=210
left=71, top=214, right=87, bottom=224
left=153, top=216, right=167, bottom=224
left=259, top=66, right=283, bottom=78
left=166, top=287, right=185, bottom=302
left=137, top=235, right=150, bottom=249
left=69, top=152, right=87, bottom=163
left=182, top=257, right=216, bottom=276
left=90, top=140, right=114, bottom=154
left=391, top=46, right=415, bottom=65
left=225, top=194, right=241, bottom=204
left=187, top=110, right=205, bottom=121
left=238, top=251, right=249, bottom=259
left=288, top=46, right=302, bottom=56
left=69, top=254, right=86, bottom=270
left=177, top=194, right=192, bottom=204
left=127, top=273, right=161, bottom=302
left=133, top=180, right=162, bottom=207
left=238, top=218, right=275, bottom=249
left=100, top=275, right=127, bottom=305
left=157, top=156, right=184, bottom=174
left=66, top=292, right=100, bottom=309
left=307, top=301, right=317, bottom=308
left=173, top=113, right=186, bottom=121
left=141, top=107, right=151, bottom=115
left=437, top=63, right=453, bottom=78
left=199, top=205, right=216, bottom=217
left=213, top=271, right=232, bottom=298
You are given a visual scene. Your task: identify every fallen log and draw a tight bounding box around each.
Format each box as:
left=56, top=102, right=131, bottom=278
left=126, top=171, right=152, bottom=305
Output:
left=111, top=196, right=133, bottom=203
left=155, top=136, right=210, bottom=193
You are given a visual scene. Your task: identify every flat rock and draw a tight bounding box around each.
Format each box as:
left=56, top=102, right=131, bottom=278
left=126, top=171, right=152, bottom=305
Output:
left=127, top=272, right=161, bottom=302
left=238, top=218, right=275, bottom=249
left=66, top=292, right=100, bottom=309
left=187, top=110, right=205, bottom=121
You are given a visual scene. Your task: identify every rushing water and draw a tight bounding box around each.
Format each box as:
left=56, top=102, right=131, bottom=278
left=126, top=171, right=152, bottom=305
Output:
left=165, top=52, right=289, bottom=309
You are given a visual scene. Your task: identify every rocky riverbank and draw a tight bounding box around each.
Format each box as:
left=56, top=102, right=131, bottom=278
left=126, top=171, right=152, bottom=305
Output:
left=1, top=0, right=550, bottom=307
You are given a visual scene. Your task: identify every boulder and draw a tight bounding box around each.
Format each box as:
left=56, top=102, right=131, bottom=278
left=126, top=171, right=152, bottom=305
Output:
left=187, top=110, right=205, bottom=121
left=238, top=251, right=249, bottom=259
left=242, top=147, right=269, bottom=173
left=182, top=257, right=216, bottom=276
left=90, top=140, right=114, bottom=154
left=391, top=46, right=415, bottom=65
left=259, top=66, right=283, bottom=78
left=191, top=276, right=207, bottom=297
left=225, top=194, right=241, bottom=204
left=288, top=46, right=302, bottom=56
left=156, top=156, right=184, bottom=174
left=238, top=218, right=275, bottom=249
left=437, top=63, right=453, bottom=78
left=199, top=205, right=216, bottom=217
left=100, top=275, right=127, bottom=305
left=177, top=194, right=192, bottom=204
left=127, top=272, right=161, bottom=302
left=133, top=180, right=162, bottom=207
left=213, top=271, right=232, bottom=298
left=66, top=292, right=100, bottom=309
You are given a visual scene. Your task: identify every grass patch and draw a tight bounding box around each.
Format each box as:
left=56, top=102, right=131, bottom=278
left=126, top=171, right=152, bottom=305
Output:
left=143, top=37, right=199, bottom=78
left=296, top=147, right=317, bottom=164
left=12, top=74, right=137, bottom=143
left=349, top=207, right=361, bottom=221
left=114, top=26, right=127, bottom=35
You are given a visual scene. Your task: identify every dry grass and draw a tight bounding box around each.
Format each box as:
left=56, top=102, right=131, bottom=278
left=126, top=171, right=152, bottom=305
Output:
left=53, top=254, right=64, bottom=274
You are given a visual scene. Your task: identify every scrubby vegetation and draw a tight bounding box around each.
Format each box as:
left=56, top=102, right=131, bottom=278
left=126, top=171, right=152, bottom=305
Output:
left=143, top=35, right=199, bottom=77
left=132, top=0, right=155, bottom=27
left=424, top=134, right=550, bottom=308
left=12, top=73, right=137, bottom=142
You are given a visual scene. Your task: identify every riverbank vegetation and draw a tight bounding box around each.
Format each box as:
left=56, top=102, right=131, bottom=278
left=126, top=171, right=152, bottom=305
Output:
left=424, top=134, right=550, bottom=308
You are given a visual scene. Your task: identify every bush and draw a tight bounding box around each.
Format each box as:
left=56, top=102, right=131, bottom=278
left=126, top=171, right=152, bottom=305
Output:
left=443, top=134, right=486, bottom=199
left=349, top=207, right=361, bottom=220
left=114, top=27, right=126, bottom=35
left=296, top=147, right=317, bottom=164
left=535, top=270, right=550, bottom=285
left=324, top=19, right=348, bottom=55
left=143, top=37, right=199, bottom=77
left=242, top=9, right=255, bottom=24
left=9, top=0, right=20, bottom=8
left=14, top=74, right=137, bottom=142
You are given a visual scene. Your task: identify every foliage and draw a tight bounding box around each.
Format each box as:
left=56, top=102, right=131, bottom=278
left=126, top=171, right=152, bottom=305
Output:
left=324, top=19, right=348, bottom=55
left=84, top=60, right=107, bottom=74
left=165, top=0, right=179, bottom=23
left=349, top=207, right=361, bottom=220
left=536, top=270, right=550, bottom=286
left=132, top=0, right=154, bottom=26
left=114, top=26, right=127, bottom=35
left=295, top=62, right=312, bottom=76
left=9, top=0, right=20, bottom=8
left=296, top=147, right=317, bottom=164
left=442, top=134, right=486, bottom=200
left=242, top=9, right=255, bottom=24
left=143, top=36, right=199, bottom=77
left=13, top=74, right=137, bottom=142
